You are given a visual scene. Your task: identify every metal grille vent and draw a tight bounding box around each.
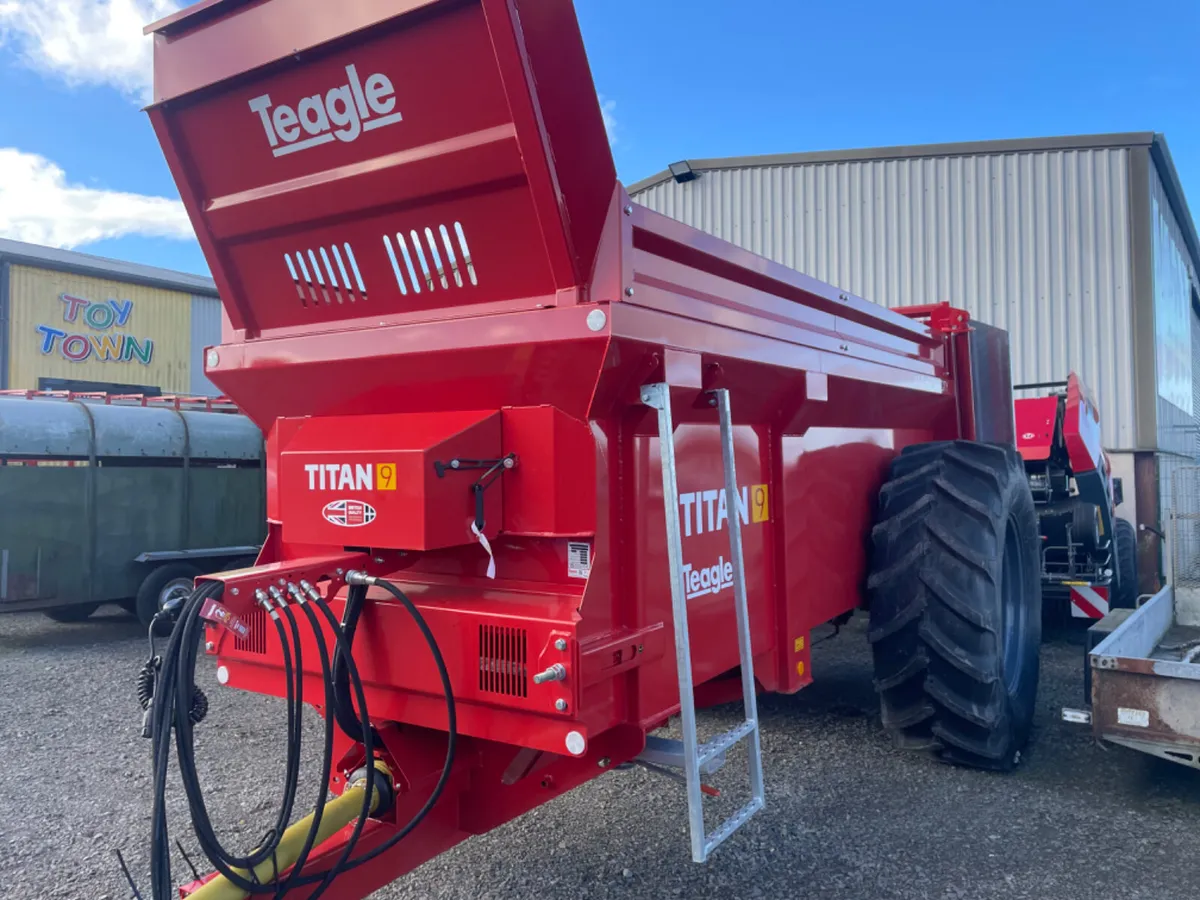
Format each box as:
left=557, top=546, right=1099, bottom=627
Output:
left=479, top=624, right=527, bottom=697
left=234, top=607, right=268, bottom=655
left=285, top=242, right=367, bottom=307
left=383, top=221, right=477, bottom=296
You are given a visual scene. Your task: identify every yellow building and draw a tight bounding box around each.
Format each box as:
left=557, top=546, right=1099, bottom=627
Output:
left=0, top=238, right=221, bottom=396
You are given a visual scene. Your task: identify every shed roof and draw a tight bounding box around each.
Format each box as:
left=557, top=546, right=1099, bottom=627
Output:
left=628, top=132, right=1200, bottom=281
left=0, top=237, right=218, bottom=297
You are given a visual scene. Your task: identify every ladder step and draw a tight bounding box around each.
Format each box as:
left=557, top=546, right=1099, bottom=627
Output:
left=703, top=797, right=765, bottom=858
left=697, top=720, right=756, bottom=768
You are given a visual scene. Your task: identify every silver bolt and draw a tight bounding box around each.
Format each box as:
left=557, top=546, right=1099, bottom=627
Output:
left=598, top=757, right=611, bottom=768
left=708, top=396, right=717, bottom=407
left=205, top=641, right=215, bottom=652
left=554, top=638, right=567, bottom=651
left=624, top=287, right=634, bottom=297
left=533, top=663, right=567, bottom=684
left=503, top=457, right=515, bottom=469
left=336, top=568, right=344, bottom=576
left=623, top=205, right=632, bottom=216
left=205, top=348, right=219, bottom=368
left=373, top=557, right=385, bottom=564
left=555, top=699, right=568, bottom=712
left=450, top=459, right=461, bottom=469
left=278, top=578, right=286, bottom=586
left=231, top=587, right=239, bottom=596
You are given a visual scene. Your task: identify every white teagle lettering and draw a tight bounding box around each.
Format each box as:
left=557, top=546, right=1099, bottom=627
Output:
left=681, top=558, right=736, bottom=601
left=249, top=64, right=403, bottom=159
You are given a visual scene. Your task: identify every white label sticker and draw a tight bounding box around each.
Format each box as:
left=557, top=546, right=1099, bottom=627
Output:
left=567, top=542, right=591, bottom=579
left=1117, top=707, right=1150, bottom=728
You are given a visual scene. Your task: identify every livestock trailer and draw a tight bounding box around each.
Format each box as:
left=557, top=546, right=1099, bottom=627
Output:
left=0, top=392, right=265, bottom=625
left=136, top=1, right=1043, bottom=898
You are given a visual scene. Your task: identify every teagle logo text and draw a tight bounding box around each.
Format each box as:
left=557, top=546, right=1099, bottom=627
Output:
left=249, top=65, right=403, bottom=158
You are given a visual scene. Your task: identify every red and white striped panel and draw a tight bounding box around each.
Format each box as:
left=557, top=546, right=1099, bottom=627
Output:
left=1069, top=585, right=1110, bottom=619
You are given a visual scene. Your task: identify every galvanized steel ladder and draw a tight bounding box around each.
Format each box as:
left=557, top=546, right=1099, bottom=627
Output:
left=639, top=383, right=765, bottom=862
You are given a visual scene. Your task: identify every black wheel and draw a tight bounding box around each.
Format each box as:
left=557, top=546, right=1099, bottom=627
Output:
left=867, top=440, right=1042, bottom=771
left=135, top=564, right=200, bottom=629
left=1072, top=502, right=1102, bottom=550
left=43, top=604, right=100, bottom=623
left=1111, top=517, right=1139, bottom=609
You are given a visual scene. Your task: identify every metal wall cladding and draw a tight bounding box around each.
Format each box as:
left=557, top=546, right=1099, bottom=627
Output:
left=7, top=265, right=195, bottom=392
left=190, top=294, right=223, bottom=396
left=633, top=148, right=1137, bottom=448
left=1151, top=163, right=1200, bottom=461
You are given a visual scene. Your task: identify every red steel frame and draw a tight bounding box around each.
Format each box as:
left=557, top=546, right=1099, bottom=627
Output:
left=145, top=1, right=987, bottom=896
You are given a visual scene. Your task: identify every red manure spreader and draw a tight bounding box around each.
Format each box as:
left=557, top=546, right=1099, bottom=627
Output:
left=1014, top=374, right=1138, bottom=620
left=138, top=1, right=1043, bottom=897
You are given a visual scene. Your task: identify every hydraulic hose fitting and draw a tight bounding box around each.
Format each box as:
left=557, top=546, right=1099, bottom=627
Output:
left=255, top=588, right=272, bottom=611
left=286, top=582, right=306, bottom=604
left=345, top=570, right=377, bottom=587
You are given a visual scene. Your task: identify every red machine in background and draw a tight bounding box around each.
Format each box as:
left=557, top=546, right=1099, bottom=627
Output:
left=1015, top=374, right=1138, bottom=619
left=138, top=1, right=1043, bottom=898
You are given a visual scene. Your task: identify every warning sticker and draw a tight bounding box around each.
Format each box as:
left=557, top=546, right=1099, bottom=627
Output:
left=199, top=596, right=251, bottom=640
left=1117, top=707, right=1150, bottom=728
left=567, top=542, right=592, bottom=579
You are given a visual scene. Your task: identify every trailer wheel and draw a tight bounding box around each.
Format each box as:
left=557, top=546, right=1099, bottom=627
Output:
left=136, top=564, right=200, bottom=629
left=867, top=440, right=1042, bottom=770
left=1111, top=518, right=1139, bottom=609
left=43, top=604, right=100, bottom=623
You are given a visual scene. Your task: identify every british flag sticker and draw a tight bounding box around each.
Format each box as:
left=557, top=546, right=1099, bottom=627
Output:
left=322, top=499, right=377, bottom=528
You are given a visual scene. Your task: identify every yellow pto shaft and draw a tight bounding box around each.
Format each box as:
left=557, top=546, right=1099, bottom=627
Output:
left=187, top=763, right=391, bottom=900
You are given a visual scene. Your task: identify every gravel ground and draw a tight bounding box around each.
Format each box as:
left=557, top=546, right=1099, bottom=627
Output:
left=2, top=608, right=1199, bottom=900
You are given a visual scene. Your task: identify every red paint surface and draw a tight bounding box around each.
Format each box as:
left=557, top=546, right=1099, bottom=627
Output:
left=150, top=0, right=988, bottom=894
left=1015, top=396, right=1058, bottom=461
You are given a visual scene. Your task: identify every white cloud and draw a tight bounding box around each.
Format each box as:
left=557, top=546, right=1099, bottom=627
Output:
left=0, top=0, right=181, bottom=101
left=599, top=95, right=618, bottom=146
left=0, top=148, right=193, bottom=248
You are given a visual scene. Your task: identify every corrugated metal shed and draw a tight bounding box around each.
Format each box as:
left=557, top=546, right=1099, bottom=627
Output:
left=190, top=295, right=223, bottom=396
left=630, top=133, right=1200, bottom=455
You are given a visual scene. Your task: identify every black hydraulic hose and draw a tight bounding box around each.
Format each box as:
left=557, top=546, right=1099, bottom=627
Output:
left=326, top=576, right=456, bottom=874
left=332, top=584, right=371, bottom=743
left=292, top=593, right=376, bottom=895
left=147, top=574, right=454, bottom=897
left=151, top=584, right=305, bottom=898
left=277, top=592, right=366, bottom=899
left=149, top=582, right=221, bottom=898
left=175, top=596, right=301, bottom=880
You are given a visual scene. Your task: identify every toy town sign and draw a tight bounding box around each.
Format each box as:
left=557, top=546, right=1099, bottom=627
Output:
left=36, top=294, right=155, bottom=365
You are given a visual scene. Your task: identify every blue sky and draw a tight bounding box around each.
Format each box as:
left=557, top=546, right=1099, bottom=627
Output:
left=0, top=0, right=1196, bottom=278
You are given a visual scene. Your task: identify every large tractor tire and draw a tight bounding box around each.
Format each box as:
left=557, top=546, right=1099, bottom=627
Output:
left=867, top=441, right=1042, bottom=770
left=1111, top=517, right=1139, bottom=609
